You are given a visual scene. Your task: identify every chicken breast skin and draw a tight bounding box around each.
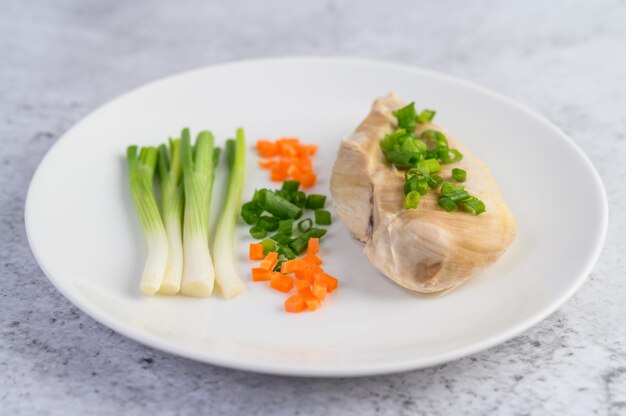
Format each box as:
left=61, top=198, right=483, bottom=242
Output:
left=330, top=93, right=516, bottom=294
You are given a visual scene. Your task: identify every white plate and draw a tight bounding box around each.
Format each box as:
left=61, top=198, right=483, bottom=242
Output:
left=25, top=58, right=608, bottom=377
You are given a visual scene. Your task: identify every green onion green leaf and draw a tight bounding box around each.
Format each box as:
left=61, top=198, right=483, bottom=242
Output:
left=404, top=191, right=421, bottom=209
left=315, top=209, right=332, bottom=225
left=297, top=218, right=313, bottom=233
left=305, top=194, right=327, bottom=210
left=452, top=168, right=466, bottom=182
left=281, top=180, right=300, bottom=192
left=392, top=102, right=418, bottom=132
left=438, top=196, right=458, bottom=212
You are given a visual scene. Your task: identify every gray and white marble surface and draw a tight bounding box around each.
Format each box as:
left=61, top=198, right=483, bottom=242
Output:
left=1, top=0, right=625, bottom=414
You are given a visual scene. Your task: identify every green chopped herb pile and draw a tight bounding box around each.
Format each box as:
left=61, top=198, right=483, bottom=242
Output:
left=241, top=180, right=332, bottom=271
left=381, top=102, right=486, bottom=215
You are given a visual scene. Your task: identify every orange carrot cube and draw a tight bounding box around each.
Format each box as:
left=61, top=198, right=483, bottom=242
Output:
left=284, top=295, right=305, bottom=313
left=306, top=238, right=319, bottom=256
left=280, top=259, right=302, bottom=274
left=251, top=268, right=271, bottom=282
left=314, top=271, right=338, bottom=292
left=299, top=289, right=321, bottom=311
left=270, top=273, right=294, bottom=293
left=294, top=279, right=310, bottom=294
left=249, top=243, right=264, bottom=260
left=260, top=251, right=278, bottom=270
left=312, top=281, right=327, bottom=301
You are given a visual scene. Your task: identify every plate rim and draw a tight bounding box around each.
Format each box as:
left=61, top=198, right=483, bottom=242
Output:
left=24, top=56, right=609, bottom=377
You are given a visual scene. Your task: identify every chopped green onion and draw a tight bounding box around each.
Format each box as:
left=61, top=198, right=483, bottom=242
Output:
left=315, top=209, right=332, bottom=225
left=446, top=190, right=470, bottom=202
left=417, top=158, right=441, bottom=174
left=275, top=190, right=291, bottom=201
left=405, top=168, right=430, bottom=182
left=428, top=174, right=443, bottom=189
left=127, top=145, right=168, bottom=295
left=281, top=180, right=300, bottom=192
left=404, top=191, right=421, bottom=209
left=438, top=196, right=458, bottom=212
left=417, top=109, right=436, bottom=124
left=260, top=190, right=302, bottom=219
left=452, top=168, right=466, bottom=182
left=258, top=215, right=279, bottom=232
left=292, top=191, right=307, bottom=208
left=241, top=201, right=262, bottom=225
left=416, top=179, right=429, bottom=196
left=305, top=194, right=326, bottom=210
left=441, top=181, right=463, bottom=196
left=278, top=219, right=293, bottom=236
left=250, top=225, right=266, bottom=239
left=392, top=102, right=418, bottom=132
left=252, top=189, right=264, bottom=204
left=462, top=197, right=486, bottom=215
left=380, top=129, right=408, bottom=153
left=270, top=232, right=292, bottom=245
left=439, top=148, right=463, bottom=164
left=297, top=218, right=313, bottom=233
left=277, top=244, right=297, bottom=260
left=404, top=176, right=419, bottom=195
left=261, top=239, right=276, bottom=254
left=400, top=136, right=422, bottom=154
left=386, top=151, right=420, bottom=167
left=288, top=228, right=327, bottom=255
left=421, top=130, right=448, bottom=149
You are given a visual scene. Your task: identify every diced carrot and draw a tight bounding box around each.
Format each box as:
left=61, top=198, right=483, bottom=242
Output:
left=297, top=157, right=313, bottom=173
left=260, top=251, right=279, bottom=270
left=257, top=140, right=278, bottom=158
left=286, top=164, right=300, bottom=177
left=279, top=157, right=299, bottom=166
left=307, top=238, right=319, bottom=256
left=304, top=254, right=323, bottom=266
left=252, top=268, right=271, bottom=282
left=314, top=271, right=338, bottom=292
left=300, top=172, right=317, bottom=188
left=301, top=144, right=318, bottom=157
left=284, top=295, right=305, bottom=313
left=294, top=279, right=310, bottom=294
left=295, top=264, right=322, bottom=283
left=280, top=259, right=302, bottom=274
left=271, top=166, right=288, bottom=181
left=280, top=144, right=298, bottom=158
left=277, top=137, right=300, bottom=148
left=290, top=168, right=304, bottom=183
left=270, top=273, right=294, bottom=293
left=299, top=289, right=321, bottom=311
left=256, top=137, right=319, bottom=184
left=312, top=281, right=327, bottom=301
left=249, top=243, right=264, bottom=260
left=258, top=159, right=276, bottom=169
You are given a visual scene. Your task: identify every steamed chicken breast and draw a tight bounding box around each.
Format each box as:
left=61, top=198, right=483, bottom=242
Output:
left=330, top=93, right=516, bottom=294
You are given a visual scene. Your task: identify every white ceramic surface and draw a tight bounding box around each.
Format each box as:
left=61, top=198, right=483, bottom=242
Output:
left=24, top=58, right=608, bottom=377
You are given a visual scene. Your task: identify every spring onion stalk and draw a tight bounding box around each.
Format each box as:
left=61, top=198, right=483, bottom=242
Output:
left=180, top=129, right=220, bottom=297
left=213, top=128, right=247, bottom=299
left=127, top=146, right=168, bottom=295
left=156, top=139, right=184, bottom=295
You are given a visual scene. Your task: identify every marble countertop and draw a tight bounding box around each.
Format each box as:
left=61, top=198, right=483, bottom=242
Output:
left=2, top=0, right=625, bottom=414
